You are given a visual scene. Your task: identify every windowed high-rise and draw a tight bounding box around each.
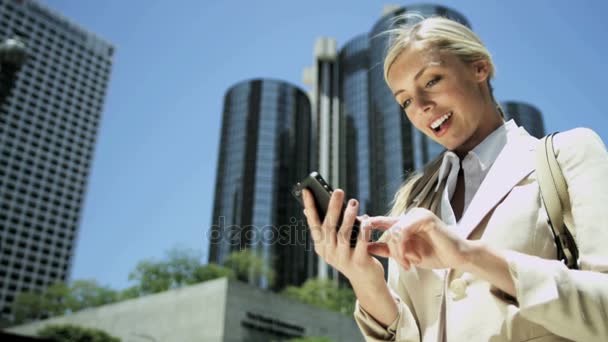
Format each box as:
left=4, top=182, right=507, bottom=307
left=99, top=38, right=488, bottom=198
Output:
left=208, top=79, right=313, bottom=290
left=340, top=34, right=371, bottom=217
left=0, top=0, right=113, bottom=321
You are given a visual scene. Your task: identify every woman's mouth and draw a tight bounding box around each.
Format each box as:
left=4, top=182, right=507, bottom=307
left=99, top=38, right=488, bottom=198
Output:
left=430, top=112, right=453, bottom=137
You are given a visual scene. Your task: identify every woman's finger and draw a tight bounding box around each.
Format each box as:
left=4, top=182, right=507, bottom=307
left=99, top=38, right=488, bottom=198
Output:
left=367, top=242, right=390, bottom=257
left=302, top=189, right=323, bottom=244
left=324, top=189, right=344, bottom=247
left=361, top=215, right=399, bottom=231
left=390, top=231, right=411, bottom=270
left=337, top=198, right=358, bottom=250
left=354, top=217, right=373, bottom=258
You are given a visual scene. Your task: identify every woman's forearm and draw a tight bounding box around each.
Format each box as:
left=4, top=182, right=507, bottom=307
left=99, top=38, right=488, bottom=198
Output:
left=461, top=241, right=516, bottom=297
left=350, top=275, right=399, bottom=328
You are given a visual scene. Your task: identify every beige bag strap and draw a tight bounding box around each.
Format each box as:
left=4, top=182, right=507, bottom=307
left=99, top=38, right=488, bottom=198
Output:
left=536, top=132, right=579, bottom=269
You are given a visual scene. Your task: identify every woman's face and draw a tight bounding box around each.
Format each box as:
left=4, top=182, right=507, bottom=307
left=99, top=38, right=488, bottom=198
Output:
left=386, top=44, right=497, bottom=155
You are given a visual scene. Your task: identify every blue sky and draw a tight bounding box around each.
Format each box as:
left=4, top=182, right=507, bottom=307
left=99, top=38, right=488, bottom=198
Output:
left=44, top=0, right=608, bottom=290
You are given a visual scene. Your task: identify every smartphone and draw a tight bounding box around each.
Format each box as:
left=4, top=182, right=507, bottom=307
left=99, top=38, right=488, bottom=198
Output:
left=291, top=171, right=360, bottom=248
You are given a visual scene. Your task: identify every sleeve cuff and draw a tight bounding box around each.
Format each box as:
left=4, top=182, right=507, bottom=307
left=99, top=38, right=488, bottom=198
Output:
left=503, top=250, right=564, bottom=309
left=354, top=298, right=399, bottom=341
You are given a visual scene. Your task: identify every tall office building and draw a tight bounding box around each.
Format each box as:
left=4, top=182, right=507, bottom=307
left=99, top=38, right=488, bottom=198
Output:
left=368, top=4, right=470, bottom=214
left=502, top=101, right=545, bottom=138
left=340, top=34, right=371, bottom=217
left=301, top=37, right=343, bottom=280
left=0, top=0, right=113, bottom=321
left=208, top=79, right=313, bottom=290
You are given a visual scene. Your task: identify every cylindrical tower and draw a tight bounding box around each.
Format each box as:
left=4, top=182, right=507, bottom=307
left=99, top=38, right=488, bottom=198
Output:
left=208, top=79, right=312, bottom=290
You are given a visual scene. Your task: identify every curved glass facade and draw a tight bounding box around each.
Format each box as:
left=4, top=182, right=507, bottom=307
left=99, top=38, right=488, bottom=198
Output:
left=501, top=101, right=545, bottom=138
left=209, top=79, right=312, bottom=290
left=368, top=5, right=469, bottom=214
left=339, top=34, right=372, bottom=215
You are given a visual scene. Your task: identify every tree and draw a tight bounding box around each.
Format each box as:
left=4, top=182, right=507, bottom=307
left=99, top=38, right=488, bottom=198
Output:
left=12, top=247, right=238, bottom=324
left=281, top=278, right=356, bottom=315
left=127, top=259, right=172, bottom=295
left=65, top=280, right=119, bottom=312
left=13, top=281, right=120, bottom=324
left=117, top=285, right=141, bottom=301
left=127, top=247, right=236, bottom=295
left=191, top=263, right=235, bottom=283
left=13, top=292, right=46, bottom=324
left=223, top=248, right=275, bottom=286
left=37, top=324, right=120, bottom=342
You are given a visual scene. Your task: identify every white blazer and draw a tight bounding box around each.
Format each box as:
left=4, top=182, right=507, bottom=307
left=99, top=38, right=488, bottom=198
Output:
left=354, top=126, right=608, bottom=342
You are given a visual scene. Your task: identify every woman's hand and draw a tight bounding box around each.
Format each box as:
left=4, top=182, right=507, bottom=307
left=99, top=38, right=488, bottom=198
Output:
left=364, top=208, right=476, bottom=271
left=302, top=188, right=385, bottom=282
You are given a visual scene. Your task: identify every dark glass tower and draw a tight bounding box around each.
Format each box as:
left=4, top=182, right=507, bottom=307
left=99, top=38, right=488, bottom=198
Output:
left=368, top=5, right=470, bottom=214
left=501, top=101, right=545, bottom=138
left=339, top=34, right=372, bottom=215
left=208, top=79, right=313, bottom=290
left=0, top=0, right=113, bottom=321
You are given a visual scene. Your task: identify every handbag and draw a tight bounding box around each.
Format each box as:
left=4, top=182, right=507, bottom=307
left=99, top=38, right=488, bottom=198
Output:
left=536, top=132, right=579, bottom=269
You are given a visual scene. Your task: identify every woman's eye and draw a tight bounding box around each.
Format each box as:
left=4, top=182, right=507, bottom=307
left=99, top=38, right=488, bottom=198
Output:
left=426, top=76, right=441, bottom=88
left=401, top=99, right=412, bottom=109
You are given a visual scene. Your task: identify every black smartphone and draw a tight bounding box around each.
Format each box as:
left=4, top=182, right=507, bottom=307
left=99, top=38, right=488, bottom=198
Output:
left=291, top=171, right=360, bottom=248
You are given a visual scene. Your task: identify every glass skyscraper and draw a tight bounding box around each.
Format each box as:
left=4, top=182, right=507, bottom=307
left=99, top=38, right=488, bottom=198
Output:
left=208, top=79, right=313, bottom=290
left=502, top=101, right=545, bottom=138
left=340, top=34, right=371, bottom=216
left=368, top=5, right=470, bottom=215
left=0, top=0, right=113, bottom=321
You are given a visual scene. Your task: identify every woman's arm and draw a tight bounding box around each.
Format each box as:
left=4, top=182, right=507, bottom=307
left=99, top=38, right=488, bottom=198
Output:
left=492, top=128, right=608, bottom=341
left=365, top=128, right=608, bottom=341
left=301, top=189, right=420, bottom=341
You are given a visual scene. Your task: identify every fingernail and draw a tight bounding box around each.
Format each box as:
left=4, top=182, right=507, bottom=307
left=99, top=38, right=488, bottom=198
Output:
left=349, top=199, right=357, bottom=207
left=303, top=209, right=307, bottom=216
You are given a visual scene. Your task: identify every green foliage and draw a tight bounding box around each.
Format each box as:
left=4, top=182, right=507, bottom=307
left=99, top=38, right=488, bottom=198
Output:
left=12, top=247, right=241, bottom=324
left=128, top=247, right=236, bottom=295
left=37, top=324, right=120, bottom=342
left=13, top=291, right=46, bottom=324
left=281, top=278, right=356, bottom=315
left=192, top=263, right=235, bottom=283
left=127, top=259, right=173, bottom=295
left=117, top=285, right=141, bottom=301
left=66, top=280, right=119, bottom=312
left=13, top=281, right=120, bottom=324
left=223, top=248, right=275, bottom=286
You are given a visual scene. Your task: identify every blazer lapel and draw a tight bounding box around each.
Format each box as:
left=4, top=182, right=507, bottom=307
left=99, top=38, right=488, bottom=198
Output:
left=456, top=127, right=538, bottom=239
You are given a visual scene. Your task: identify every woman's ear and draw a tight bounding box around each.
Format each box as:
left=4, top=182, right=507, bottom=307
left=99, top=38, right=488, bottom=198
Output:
left=471, top=59, right=490, bottom=83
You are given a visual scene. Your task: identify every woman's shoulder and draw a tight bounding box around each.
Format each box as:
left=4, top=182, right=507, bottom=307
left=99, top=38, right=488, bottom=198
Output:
left=553, top=127, right=607, bottom=165
left=554, top=127, right=606, bottom=150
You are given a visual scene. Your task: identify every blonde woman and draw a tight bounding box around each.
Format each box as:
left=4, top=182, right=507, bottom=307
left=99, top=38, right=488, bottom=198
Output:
left=302, top=16, right=608, bottom=342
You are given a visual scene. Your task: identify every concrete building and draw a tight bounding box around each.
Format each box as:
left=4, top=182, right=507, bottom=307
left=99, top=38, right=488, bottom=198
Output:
left=6, top=278, right=364, bottom=342
left=0, top=0, right=114, bottom=321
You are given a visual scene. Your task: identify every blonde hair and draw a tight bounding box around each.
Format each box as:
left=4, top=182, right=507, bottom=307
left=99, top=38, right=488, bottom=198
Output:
left=384, top=14, right=502, bottom=216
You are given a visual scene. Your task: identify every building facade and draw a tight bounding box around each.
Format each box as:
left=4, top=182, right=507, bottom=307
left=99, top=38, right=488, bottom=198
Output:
left=208, top=79, right=313, bottom=290
left=0, top=0, right=113, bottom=321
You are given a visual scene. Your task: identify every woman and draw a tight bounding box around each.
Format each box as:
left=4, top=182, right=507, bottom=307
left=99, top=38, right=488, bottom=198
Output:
left=302, top=15, right=608, bottom=341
